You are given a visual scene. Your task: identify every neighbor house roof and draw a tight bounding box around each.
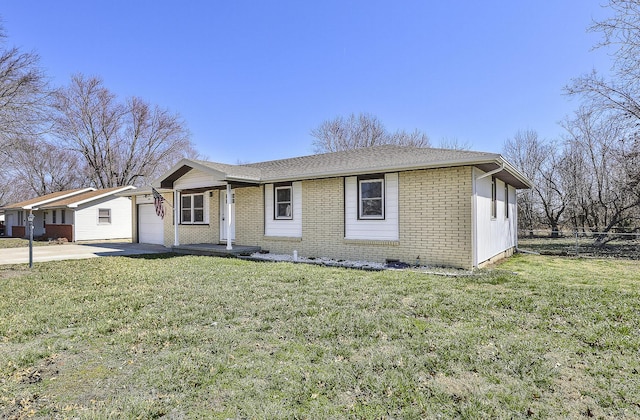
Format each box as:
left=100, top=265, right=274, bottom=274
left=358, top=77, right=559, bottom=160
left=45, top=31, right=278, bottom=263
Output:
left=1, top=188, right=95, bottom=210
left=155, top=145, right=533, bottom=189
left=39, top=186, right=135, bottom=209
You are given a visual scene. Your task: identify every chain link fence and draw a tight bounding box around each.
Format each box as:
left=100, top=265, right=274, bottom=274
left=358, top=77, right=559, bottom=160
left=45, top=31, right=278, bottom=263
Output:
left=517, top=229, right=640, bottom=259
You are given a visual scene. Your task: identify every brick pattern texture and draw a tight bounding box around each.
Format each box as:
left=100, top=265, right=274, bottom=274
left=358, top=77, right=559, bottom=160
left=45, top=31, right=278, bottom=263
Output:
left=163, top=166, right=476, bottom=269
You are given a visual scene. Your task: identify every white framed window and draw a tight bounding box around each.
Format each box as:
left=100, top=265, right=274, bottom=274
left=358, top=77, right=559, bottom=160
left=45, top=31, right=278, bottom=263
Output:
left=181, top=193, right=205, bottom=224
left=52, top=210, right=57, bottom=224
left=17, top=211, right=24, bottom=225
left=61, top=210, right=66, bottom=224
left=274, top=185, right=293, bottom=219
left=359, top=178, right=384, bottom=219
left=98, top=208, right=111, bottom=224
left=491, top=177, right=497, bottom=219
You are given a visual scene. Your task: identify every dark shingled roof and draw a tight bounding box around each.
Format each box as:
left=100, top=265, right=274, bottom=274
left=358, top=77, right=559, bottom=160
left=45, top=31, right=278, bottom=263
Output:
left=156, top=145, right=532, bottom=189
left=243, top=145, right=500, bottom=181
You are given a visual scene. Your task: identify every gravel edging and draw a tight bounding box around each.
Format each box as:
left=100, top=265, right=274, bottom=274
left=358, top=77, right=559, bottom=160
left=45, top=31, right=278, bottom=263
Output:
left=239, top=253, right=475, bottom=276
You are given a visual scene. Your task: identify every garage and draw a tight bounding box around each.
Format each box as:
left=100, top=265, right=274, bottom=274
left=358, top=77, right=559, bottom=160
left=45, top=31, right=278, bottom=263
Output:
left=138, top=203, right=164, bottom=245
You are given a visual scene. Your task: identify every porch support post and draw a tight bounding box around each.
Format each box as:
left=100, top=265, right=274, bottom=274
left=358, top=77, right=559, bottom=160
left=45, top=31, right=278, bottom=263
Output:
left=226, top=183, right=233, bottom=250
left=174, top=189, right=180, bottom=246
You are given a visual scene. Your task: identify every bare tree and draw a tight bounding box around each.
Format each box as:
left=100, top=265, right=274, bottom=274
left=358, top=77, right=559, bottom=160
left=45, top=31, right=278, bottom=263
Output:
left=438, top=136, right=472, bottom=150
left=387, top=128, right=432, bottom=148
left=8, top=138, right=84, bottom=196
left=562, top=108, right=640, bottom=242
left=566, top=0, right=640, bottom=156
left=563, top=0, right=640, bottom=239
left=503, top=129, right=570, bottom=236
left=503, top=130, right=546, bottom=234
left=51, top=74, right=197, bottom=188
left=310, top=113, right=430, bottom=153
left=0, top=24, right=50, bottom=204
left=0, top=27, right=49, bottom=146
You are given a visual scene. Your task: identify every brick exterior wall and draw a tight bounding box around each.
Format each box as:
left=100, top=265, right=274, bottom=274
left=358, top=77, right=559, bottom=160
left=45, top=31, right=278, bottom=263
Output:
left=12, top=226, right=25, bottom=238
left=165, top=166, right=476, bottom=269
left=257, top=167, right=472, bottom=269
left=397, top=167, right=473, bottom=268
left=234, top=186, right=263, bottom=246
left=44, top=224, right=73, bottom=241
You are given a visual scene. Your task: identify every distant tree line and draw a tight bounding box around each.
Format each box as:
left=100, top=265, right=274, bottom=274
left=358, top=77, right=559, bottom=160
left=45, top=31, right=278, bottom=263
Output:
left=0, top=24, right=196, bottom=205
left=504, top=0, right=640, bottom=241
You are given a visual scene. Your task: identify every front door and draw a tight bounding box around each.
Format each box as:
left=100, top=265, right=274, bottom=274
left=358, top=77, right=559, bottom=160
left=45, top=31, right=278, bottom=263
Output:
left=220, top=190, right=235, bottom=242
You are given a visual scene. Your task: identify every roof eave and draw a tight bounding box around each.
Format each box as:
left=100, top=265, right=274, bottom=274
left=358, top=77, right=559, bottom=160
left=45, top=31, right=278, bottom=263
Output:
left=1, top=188, right=97, bottom=211
left=67, top=186, right=136, bottom=207
left=259, top=157, right=505, bottom=183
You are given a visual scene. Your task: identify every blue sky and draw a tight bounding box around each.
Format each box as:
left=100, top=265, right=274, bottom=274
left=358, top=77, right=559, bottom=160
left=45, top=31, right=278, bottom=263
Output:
left=3, top=1, right=612, bottom=164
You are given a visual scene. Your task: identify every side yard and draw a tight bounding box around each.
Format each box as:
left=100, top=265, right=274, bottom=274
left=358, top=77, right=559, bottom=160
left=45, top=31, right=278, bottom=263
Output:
left=0, top=254, right=639, bottom=418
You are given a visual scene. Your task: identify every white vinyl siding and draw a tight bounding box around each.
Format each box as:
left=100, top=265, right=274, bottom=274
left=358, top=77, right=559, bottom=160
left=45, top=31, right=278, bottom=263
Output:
left=345, top=173, right=399, bottom=241
left=474, top=169, right=517, bottom=264
left=174, top=169, right=226, bottom=190
left=74, top=196, right=132, bottom=241
left=264, top=182, right=302, bottom=237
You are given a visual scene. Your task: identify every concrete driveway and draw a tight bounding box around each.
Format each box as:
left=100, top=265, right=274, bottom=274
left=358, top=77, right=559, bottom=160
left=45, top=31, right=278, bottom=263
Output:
left=0, top=242, right=169, bottom=265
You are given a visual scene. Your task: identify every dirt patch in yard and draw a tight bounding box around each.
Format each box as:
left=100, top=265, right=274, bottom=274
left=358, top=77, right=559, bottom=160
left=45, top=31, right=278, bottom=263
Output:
left=0, top=266, right=30, bottom=280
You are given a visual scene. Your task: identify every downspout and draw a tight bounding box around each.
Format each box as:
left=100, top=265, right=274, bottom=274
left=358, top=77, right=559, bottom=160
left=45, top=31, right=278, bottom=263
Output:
left=471, top=168, right=478, bottom=268
left=174, top=189, right=179, bottom=246
left=226, top=183, right=233, bottom=250
left=476, top=163, right=505, bottom=180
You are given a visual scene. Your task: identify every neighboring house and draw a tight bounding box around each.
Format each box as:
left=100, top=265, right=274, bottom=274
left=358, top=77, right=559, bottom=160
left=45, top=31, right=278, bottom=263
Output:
left=128, top=145, right=532, bottom=269
left=1, top=186, right=135, bottom=242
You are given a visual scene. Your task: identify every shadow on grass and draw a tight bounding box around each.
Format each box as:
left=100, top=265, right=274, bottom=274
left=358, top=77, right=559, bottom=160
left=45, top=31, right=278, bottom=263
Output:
left=121, top=252, right=184, bottom=260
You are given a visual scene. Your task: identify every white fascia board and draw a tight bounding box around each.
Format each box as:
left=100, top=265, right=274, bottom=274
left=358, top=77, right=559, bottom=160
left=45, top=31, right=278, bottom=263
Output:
left=116, top=187, right=171, bottom=197
left=23, top=188, right=96, bottom=210
left=67, top=186, right=136, bottom=208
left=150, top=158, right=230, bottom=188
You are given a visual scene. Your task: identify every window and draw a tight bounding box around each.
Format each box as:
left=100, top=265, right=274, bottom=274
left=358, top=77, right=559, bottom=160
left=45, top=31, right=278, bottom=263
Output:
left=491, top=177, right=497, bottom=219
left=274, top=185, right=292, bottom=219
left=359, top=178, right=384, bottom=219
left=61, top=210, right=66, bottom=224
left=52, top=210, right=57, bottom=224
left=17, top=211, right=24, bottom=225
left=98, top=209, right=111, bottom=224
left=181, top=193, right=205, bottom=224
left=504, top=184, right=509, bottom=219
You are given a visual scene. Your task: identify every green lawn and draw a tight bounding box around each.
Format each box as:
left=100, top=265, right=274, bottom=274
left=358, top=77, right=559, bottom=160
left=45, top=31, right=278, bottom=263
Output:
left=1, top=254, right=639, bottom=418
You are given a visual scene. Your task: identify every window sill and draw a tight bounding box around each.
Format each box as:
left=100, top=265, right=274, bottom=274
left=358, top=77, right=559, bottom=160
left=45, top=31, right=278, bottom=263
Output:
left=263, top=235, right=302, bottom=242
left=343, top=239, right=400, bottom=246
left=180, top=223, right=210, bottom=226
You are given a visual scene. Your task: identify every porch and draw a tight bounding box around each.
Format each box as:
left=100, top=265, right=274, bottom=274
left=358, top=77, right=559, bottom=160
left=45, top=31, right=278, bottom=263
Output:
left=172, top=243, right=261, bottom=257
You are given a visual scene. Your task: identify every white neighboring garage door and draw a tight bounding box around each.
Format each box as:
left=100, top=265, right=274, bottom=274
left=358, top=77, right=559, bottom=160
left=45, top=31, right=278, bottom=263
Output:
left=138, top=204, right=164, bottom=245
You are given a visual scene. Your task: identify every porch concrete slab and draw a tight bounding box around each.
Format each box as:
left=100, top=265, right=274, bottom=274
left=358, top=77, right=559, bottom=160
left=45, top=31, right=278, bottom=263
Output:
left=172, top=243, right=261, bottom=257
left=0, top=242, right=169, bottom=265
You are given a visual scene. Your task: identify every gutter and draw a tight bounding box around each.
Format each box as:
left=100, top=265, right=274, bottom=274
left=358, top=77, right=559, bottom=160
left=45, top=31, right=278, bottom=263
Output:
left=475, top=163, right=505, bottom=180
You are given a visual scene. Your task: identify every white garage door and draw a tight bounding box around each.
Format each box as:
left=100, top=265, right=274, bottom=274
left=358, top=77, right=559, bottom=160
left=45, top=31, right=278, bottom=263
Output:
left=138, top=204, right=164, bottom=245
